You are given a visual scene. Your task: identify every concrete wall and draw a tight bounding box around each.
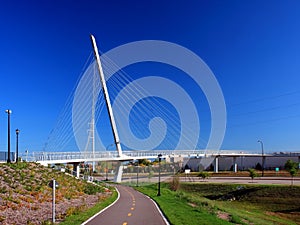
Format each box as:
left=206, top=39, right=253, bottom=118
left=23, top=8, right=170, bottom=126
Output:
left=185, top=156, right=300, bottom=172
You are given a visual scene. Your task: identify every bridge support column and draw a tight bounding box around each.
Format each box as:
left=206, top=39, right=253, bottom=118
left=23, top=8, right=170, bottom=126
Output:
left=233, top=157, right=238, bottom=173
left=114, top=161, right=123, bottom=183
left=73, top=163, right=80, bottom=178
left=214, top=157, right=219, bottom=173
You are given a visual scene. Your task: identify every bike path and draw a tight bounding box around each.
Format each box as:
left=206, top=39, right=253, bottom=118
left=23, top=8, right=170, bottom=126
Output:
left=83, top=185, right=168, bottom=225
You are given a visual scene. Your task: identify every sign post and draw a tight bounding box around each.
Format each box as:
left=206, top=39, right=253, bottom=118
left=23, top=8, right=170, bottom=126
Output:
left=49, top=179, right=59, bottom=223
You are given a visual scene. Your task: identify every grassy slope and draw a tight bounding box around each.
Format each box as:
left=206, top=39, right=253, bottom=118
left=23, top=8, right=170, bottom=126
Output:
left=0, top=162, right=115, bottom=224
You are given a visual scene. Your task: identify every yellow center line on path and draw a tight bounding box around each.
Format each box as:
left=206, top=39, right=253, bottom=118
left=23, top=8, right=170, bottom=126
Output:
left=131, top=207, right=134, bottom=210
left=123, top=222, right=127, bottom=225
left=128, top=213, right=132, bottom=217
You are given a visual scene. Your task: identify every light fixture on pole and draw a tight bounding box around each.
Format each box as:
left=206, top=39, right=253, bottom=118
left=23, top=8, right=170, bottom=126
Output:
left=5, top=110, right=12, bottom=163
left=49, top=180, right=59, bottom=223
left=15, top=129, right=20, bottom=163
left=136, top=160, right=139, bottom=187
left=25, top=149, right=28, bottom=162
left=157, top=154, right=162, bottom=196
left=257, top=140, right=265, bottom=177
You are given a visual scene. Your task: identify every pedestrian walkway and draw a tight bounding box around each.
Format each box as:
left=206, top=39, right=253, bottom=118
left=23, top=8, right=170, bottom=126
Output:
left=83, top=185, right=168, bottom=225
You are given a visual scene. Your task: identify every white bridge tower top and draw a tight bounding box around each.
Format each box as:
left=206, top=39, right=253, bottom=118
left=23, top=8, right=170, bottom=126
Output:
left=90, top=35, right=122, bottom=157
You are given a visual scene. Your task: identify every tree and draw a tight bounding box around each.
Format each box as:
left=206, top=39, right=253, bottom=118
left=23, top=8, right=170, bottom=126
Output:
left=255, top=163, right=262, bottom=171
left=169, top=175, right=180, bottom=191
left=138, top=159, right=151, bottom=166
left=284, top=160, right=298, bottom=185
left=197, top=171, right=210, bottom=181
left=248, top=168, right=258, bottom=183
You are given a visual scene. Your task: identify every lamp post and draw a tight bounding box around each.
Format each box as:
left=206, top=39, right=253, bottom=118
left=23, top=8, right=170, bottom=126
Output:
left=258, top=140, right=264, bottom=177
left=157, top=154, right=162, bottom=196
left=15, top=129, right=20, bottom=163
left=105, top=161, right=109, bottom=181
left=5, top=110, right=12, bottom=163
left=49, top=179, right=59, bottom=223
left=136, top=161, right=139, bottom=187
left=25, top=150, right=28, bottom=162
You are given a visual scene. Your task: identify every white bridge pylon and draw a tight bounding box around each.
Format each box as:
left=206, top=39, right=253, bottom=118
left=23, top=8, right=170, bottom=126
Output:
left=90, top=35, right=122, bottom=157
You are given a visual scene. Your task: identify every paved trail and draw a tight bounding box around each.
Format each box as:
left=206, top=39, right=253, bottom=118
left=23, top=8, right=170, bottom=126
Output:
left=84, top=185, right=168, bottom=225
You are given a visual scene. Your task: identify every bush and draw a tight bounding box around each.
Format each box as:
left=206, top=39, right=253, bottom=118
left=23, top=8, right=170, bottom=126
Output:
left=285, top=160, right=298, bottom=185
left=248, top=168, right=258, bottom=182
left=198, top=171, right=210, bottom=180
left=169, top=175, right=180, bottom=191
left=83, top=184, right=102, bottom=195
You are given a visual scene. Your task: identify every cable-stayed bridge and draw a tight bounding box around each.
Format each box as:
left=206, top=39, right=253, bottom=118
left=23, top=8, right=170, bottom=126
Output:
left=38, top=35, right=230, bottom=182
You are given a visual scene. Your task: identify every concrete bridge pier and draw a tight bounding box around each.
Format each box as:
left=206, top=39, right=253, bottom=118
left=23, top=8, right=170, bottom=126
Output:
left=233, top=157, right=238, bottom=173
left=73, top=162, right=80, bottom=178
left=114, top=161, right=123, bottom=183
left=214, top=156, right=219, bottom=173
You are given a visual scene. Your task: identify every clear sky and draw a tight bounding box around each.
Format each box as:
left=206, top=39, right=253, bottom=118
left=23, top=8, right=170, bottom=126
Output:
left=0, top=0, right=300, bottom=154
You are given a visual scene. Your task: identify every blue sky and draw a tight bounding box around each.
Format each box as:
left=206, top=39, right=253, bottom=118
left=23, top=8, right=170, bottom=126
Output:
left=0, top=0, right=300, bottom=154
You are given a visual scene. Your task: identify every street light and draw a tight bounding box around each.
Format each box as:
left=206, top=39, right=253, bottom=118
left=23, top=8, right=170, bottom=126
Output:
left=15, top=129, right=20, bottom=163
left=49, top=179, right=59, bottom=223
left=258, top=140, right=265, bottom=177
left=5, top=110, right=12, bottom=163
left=136, top=160, right=139, bottom=187
left=25, top=149, right=28, bottom=162
left=157, top=154, right=162, bottom=196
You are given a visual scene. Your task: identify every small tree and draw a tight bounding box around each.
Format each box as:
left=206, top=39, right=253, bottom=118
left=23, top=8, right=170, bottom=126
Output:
left=284, top=160, right=298, bottom=186
left=248, top=168, right=258, bottom=183
left=169, top=175, right=180, bottom=191
left=255, top=163, right=262, bottom=171
left=148, top=170, right=154, bottom=182
left=198, top=171, right=210, bottom=181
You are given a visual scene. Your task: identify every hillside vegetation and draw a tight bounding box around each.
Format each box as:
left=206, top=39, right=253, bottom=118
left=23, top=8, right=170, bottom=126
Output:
left=0, top=162, right=113, bottom=224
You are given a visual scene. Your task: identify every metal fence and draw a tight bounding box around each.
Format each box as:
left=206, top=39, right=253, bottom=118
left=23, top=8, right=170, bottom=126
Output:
left=0, top=151, right=15, bottom=162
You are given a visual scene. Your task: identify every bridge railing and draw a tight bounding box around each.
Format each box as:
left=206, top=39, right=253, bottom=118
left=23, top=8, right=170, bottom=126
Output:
left=30, top=149, right=267, bottom=163
left=32, top=151, right=120, bottom=162
left=30, top=150, right=207, bottom=162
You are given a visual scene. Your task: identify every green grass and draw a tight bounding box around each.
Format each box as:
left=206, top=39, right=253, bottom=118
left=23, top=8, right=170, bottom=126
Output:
left=137, top=183, right=232, bottom=225
left=136, top=182, right=300, bottom=225
left=59, top=188, right=118, bottom=225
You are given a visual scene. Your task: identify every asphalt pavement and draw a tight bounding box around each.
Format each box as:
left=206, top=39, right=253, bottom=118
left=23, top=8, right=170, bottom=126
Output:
left=83, top=185, right=168, bottom=225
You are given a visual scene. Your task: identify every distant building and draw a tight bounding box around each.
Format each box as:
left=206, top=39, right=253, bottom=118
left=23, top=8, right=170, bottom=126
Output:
left=183, top=152, right=300, bottom=172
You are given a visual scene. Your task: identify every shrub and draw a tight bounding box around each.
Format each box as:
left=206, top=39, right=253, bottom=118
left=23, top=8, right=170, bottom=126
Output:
left=83, top=184, right=102, bottom=195
left=198, top=171, right=210, bottom=180
left=285, top=160, right=298, bottom=185
left=169, top=175, right=180, bottom=191
left=248, top=168, right=258, bottom=182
